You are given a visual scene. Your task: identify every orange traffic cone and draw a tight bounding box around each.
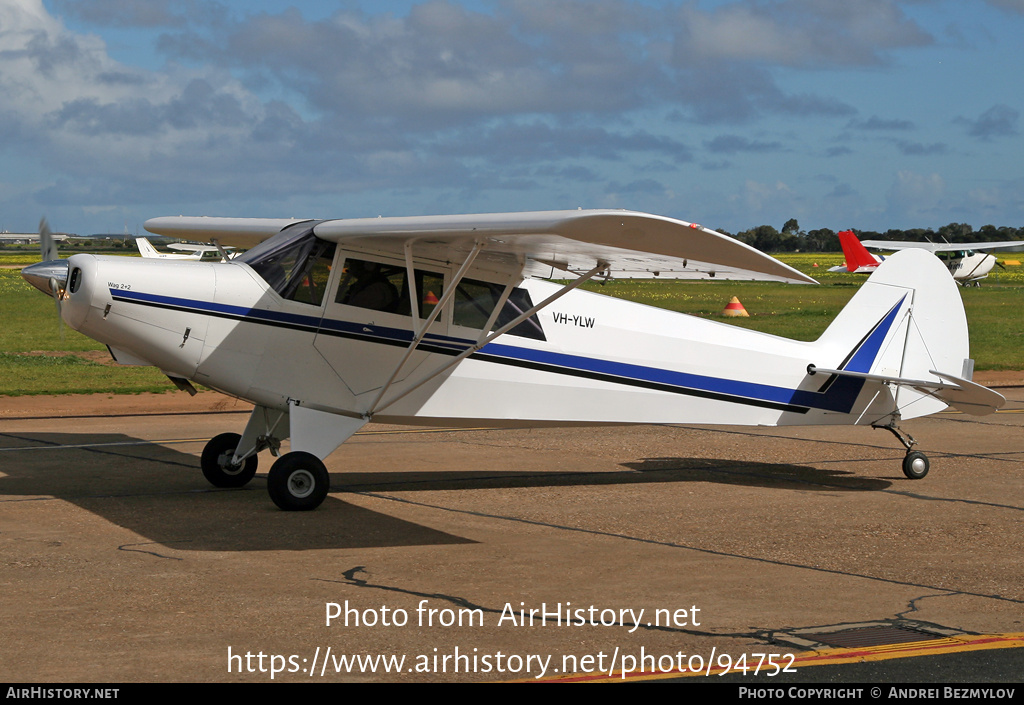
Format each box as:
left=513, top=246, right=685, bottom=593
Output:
left=722, top=296, right=749, bottom=317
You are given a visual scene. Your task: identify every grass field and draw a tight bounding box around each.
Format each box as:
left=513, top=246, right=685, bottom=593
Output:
left=1, top=251, right=1021, bottom=396
left=1, top=252, right=174, bottom=395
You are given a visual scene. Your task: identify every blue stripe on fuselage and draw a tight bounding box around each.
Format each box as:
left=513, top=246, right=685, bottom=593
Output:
left=110, top=288, right=905, bottom=415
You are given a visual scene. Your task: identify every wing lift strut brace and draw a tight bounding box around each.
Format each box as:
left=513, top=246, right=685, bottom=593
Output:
left=230, top=404, right=287, bottom=467
left=369, top=248, right=610, bottom=418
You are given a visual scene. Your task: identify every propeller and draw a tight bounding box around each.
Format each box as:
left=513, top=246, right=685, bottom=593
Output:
left=21, top=218, right=70, bottom=339
left=39, top=217, right=59, bottom=262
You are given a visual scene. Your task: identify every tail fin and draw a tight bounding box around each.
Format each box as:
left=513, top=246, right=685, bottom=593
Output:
left=837, top=230, right=881, bottom=272
left=136, top=237, right=160, bottom=258
left=810, top=249, right=1001, bottom=420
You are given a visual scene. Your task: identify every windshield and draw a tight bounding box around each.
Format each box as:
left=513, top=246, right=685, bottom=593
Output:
left=237, top=221, right=336, bottom=305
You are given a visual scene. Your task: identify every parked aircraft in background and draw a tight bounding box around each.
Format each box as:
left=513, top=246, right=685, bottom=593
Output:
left=828, top=230, right=885, bottom=274
left=829, top=229, right=1024, bottom=285
left=136, top=237, right=232, bottom=261
left=22, top=211, right=1004, bottom=511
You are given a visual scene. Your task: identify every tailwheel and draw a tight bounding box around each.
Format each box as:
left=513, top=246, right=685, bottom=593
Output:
left=201, top=432, right=258, bottom=488
left=875, top=422, right=930, bottom=480
left=267, top=452, right=329, bottom=511
left=902, top=450, right=929, bottom=480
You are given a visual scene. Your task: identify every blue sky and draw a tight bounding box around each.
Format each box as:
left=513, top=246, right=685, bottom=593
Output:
left=1, top=0, right=1022, bottom=236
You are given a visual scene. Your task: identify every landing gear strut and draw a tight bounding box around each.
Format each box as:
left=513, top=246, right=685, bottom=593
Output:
left=200, top=403, right=350, bottom=510
left=875, top=422, right=929, bottom=479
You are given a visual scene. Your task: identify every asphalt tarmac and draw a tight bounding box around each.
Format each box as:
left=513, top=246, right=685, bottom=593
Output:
left=1, top=388, right=1021, bottom=684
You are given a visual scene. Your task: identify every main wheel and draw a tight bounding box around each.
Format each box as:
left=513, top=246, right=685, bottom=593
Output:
left=267, top=452, right=329, bottom=511
left=201, top=432, right=258, bottom=488
left=902, top=450, right=929, bottom=479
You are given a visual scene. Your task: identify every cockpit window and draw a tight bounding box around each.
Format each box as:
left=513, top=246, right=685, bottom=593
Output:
left=236, top=223, right=336, bottom=306
left=453, top=278, right=546, bottom=341
left=335, top=258, right=444, bottom=320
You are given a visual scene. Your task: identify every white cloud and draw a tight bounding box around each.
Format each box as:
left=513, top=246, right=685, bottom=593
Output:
left=672, top=0, right=932, bottom=68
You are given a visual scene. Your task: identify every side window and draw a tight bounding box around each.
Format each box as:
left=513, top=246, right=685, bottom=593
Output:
left=335, top=258, right=444, bottom=319
left=453, top=278, right=546, bottom=341
left=452, top=279, right=498, bottom=329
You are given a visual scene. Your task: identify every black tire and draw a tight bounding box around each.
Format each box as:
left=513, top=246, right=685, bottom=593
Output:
left=267, top=452, right=329, bottom=511
left=201, top=432, right=258, bottom=488
left=902, top=450, right=929, bottom=479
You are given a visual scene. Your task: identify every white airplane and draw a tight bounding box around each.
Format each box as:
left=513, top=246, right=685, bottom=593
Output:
left=22, top=210, right=1004, bottom=511
left=829, top=229, right=1024, bottom=285
left=136, top=237, right=231, bottom=261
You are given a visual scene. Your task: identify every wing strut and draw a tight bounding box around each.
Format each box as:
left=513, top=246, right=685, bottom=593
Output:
left=366, top=240, right=486, bottom=415
left=370, top=261, right=610, bottom=416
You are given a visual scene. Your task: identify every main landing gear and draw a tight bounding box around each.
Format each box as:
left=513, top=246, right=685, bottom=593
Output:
left=200, top=433, right=332, bottom=511
left=875, top=422, right=930, bottom=480
left=199, top=402, right=359, bottom=511
left=266, top=452, right=330, bottom=511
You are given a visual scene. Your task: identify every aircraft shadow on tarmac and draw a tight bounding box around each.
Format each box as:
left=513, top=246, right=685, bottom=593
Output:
left=328, top=456, right=893, bottom=493
left=622, top=457, right=894, bottom=491
left=0, top=431, right=476, bottom=552
left=3, top=431, right=892, bottom=553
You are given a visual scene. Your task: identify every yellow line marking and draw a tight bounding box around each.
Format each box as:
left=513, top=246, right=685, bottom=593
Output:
left=533, top=632, right=1024, bottom=683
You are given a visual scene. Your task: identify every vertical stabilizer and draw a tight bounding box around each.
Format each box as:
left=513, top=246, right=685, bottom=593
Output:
left=837, top=230, right=882, bottom=272
left=815, top=248, right=970, bottom=421
left=136, top=237, right=160, bottom=258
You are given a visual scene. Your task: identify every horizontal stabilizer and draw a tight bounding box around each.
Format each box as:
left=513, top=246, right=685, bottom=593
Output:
left=807, top=365, right=1004, bottom=416
left=926, top=371, right=1006, bottom=416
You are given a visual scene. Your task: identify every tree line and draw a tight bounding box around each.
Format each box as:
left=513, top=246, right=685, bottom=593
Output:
left=722, top=219, right=1024, bottom=253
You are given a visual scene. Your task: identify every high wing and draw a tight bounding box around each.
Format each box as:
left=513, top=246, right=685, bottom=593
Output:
left=860, top=239, right=1024, bottom=253
left=145, top=216, right=306, bottom=249
left=166, top=242, right=230, bottom=253
left=146, top=210, right=816, bottom=284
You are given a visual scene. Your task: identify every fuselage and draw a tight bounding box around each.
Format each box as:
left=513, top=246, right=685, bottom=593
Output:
left=937, top=250, right=995, bottom=282
left=56, top=243, right=935, bottom=431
